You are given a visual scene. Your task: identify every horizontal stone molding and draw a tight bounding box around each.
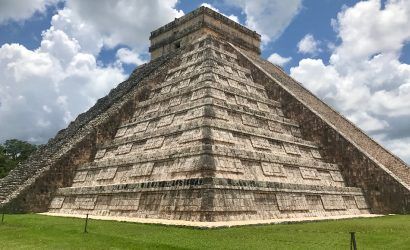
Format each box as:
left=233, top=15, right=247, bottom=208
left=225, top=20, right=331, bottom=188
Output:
left=56, top=177, right=363, bottom=196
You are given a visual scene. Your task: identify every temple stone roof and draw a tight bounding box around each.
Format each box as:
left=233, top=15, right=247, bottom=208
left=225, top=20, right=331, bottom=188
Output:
left=149, top=6, right=261, bottom=59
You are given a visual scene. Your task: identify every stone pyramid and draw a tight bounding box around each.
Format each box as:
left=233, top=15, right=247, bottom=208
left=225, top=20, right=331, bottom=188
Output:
left=1, top=7, right=409, bottom=224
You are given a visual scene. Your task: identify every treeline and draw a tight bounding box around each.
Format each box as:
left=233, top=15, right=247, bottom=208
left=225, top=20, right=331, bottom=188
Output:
left=0, top=139, right=38, bottom=178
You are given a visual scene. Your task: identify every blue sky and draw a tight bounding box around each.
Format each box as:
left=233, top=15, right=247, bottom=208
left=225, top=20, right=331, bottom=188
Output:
left=0, top=0, right=410, bottom=164
left=3, top=0, right=406, bottom=74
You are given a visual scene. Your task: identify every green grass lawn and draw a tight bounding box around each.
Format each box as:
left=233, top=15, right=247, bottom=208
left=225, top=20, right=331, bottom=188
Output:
left=0, top=214, right=409, bottom=249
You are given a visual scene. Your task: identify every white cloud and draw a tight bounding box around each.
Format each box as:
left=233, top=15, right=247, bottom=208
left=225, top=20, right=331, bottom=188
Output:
left=39, top=28, right=81, bottom=67
left=116, top=48, right=146, bottom=65
left=290, top=0, right=410, bottom=163
left=267, top=53, right=291, bottom=66
left=297, top=34, right=320, bottom=54
left=64, top=0, right=184, bottom=51
left=0, top=37, right=126, bottom=143
left=0, top=0, right=58, bottom=24
left=226, top=0, right=302, bottom=44
left=348, top=111, right=389, bottom=132
left=50, top=8, right=103, bottom=55
left=290, top=58, right=340, bottom=100
left=381, top=136, right=410, bottom=163
left=200, top=3, right=239, bottom=23
left=331, top=0, right=410, bottom=66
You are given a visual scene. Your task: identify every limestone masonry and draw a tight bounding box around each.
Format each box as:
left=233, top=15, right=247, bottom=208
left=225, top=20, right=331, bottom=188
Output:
left=0, top=7, right=409, bottom=223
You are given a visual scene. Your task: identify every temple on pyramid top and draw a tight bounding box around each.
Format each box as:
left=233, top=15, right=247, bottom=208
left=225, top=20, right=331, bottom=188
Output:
left=0, top=6, right=409, bottom=227
left=149, top=6, right=261, bottom=59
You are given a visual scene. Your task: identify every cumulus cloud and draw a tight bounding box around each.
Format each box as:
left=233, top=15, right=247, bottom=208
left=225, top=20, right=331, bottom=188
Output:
left=0, top=33, right=126, bottom=143
left=290, top=0, right=410, bottom=163
left=0, top=0, right=184, bottom=144
left=267, top=53, right=291, bottom=66
left=297, top=34, right=320, bottom=54
left=226, top=0, right=302, bottom=44
left=50, top=8, right=103, bottom=55
left=0, top=0, right=58, bottom=24
left=381, top=136, right=410, bottom=163
left=65, top=0, right=184, bottom=51
left=200, top=3, right=239, bottom=23
left=116, top=48, right=146, bottom=65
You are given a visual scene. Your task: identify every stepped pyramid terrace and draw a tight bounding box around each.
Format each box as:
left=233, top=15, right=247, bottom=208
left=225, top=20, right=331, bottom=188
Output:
left=0, top=6, right=409, bottom=226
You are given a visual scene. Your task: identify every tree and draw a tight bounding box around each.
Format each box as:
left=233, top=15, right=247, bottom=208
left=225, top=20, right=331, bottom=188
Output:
left=0, top=139, right=38, bottom=178
left=0, top=145, right=16, bottom=178
left=4, top=139, right=37, bottom=162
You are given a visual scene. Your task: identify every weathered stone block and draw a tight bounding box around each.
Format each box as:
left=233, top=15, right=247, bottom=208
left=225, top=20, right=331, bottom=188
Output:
left=276, top=193, right=309, bottom=211
left=321, top=195, right=346, bottom=210
left=261, top=162, right=285, bottom=177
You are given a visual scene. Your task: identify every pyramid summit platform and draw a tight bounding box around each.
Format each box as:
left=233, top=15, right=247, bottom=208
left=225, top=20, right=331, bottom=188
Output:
left=0, top=6, right=409, bottom=224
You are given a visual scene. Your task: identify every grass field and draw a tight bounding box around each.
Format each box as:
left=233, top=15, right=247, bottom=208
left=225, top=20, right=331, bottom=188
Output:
left=0, top=214, right=409, bottom=249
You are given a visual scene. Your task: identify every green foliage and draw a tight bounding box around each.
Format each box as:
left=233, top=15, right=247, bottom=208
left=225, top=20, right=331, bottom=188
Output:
left=0, top=139, right=37, bottom=178
left=3, top=139, right=37, bottom=161
left=0, top=214, right=409, bottom=249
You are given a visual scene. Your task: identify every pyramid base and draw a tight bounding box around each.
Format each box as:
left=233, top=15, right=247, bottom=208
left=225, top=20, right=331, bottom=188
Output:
left=48, top=177, right=370, bottom=222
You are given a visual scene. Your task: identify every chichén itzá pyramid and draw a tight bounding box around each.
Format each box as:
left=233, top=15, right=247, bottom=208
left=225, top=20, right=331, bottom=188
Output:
left=0, top=6, right=409, bottom=225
